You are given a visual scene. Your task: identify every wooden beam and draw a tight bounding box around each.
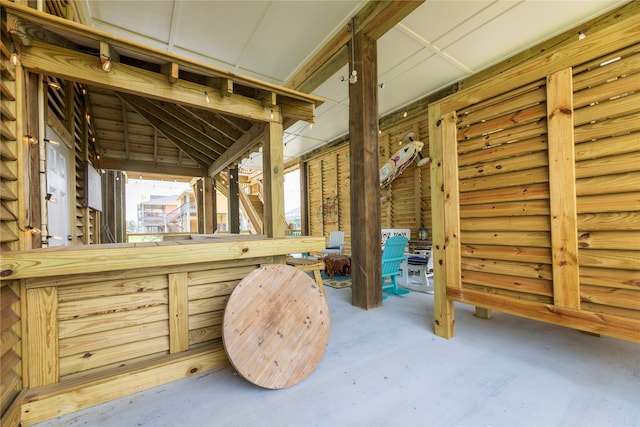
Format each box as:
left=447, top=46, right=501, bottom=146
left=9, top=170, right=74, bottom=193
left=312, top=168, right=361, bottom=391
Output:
left=285, top=0, right=423, bottom=93
left=117, top=93, right=217, bottom=167
left=194, top=178, right=205, bottom=234
left=262, top=121, right=285, bottom=238
left=228, top=166, right=240, bottom=234
left=175, top=105, right=236, bottom=147
left=2, top=0, right=322, bottom=110
left=131, top=96, right=230, bottom=155
left=203, top=176, right=214, bottom=233
left=98, top=157, right=204, bottom=177
left=160, top=62, right=179, bottom=84
left=207, top=123, right=265, bottom=177
left=218, top=78, right=233, bottom=96
left=99, top=40, right=119, bottom=70
left=546, top=68, right=580, bottom=309
left=349, top=31, right=382, bottom=309
left=20, top=40, right=275, bottom=122
left=429, top=103, right=455, bottom=339
left=26, top=287, right=59, bottom=387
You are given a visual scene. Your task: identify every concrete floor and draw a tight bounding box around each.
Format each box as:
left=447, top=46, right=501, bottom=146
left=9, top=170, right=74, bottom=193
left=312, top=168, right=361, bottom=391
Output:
left=36, top=285, right=639, bottom=427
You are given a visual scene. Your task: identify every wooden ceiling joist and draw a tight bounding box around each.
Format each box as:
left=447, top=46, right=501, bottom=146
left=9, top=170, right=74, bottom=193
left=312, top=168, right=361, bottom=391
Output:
left=21, top=40, right=274, bottom=122
left=208, top=123, right=265, bottom=177
left=117, top=93, right=218, bottom=168
left=98, top=158, right=204, bottom=178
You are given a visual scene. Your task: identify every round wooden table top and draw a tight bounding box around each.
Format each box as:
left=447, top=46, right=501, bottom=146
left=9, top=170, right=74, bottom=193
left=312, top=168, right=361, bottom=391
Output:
left=222, top=264, right=330, bottom=389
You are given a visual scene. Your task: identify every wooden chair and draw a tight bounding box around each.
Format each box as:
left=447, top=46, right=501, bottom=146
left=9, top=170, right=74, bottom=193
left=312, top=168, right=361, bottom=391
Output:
left=381, top=235, right=409, bottom=297
left=322, top=230, right=345, bottom=255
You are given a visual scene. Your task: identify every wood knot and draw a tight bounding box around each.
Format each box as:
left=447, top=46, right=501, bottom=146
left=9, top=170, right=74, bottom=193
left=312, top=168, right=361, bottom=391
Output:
left=242, top=247, right=249, bottom=253
left=189, top=368, right=198, bottom=374
left=0, top=269, right=13, bottom=278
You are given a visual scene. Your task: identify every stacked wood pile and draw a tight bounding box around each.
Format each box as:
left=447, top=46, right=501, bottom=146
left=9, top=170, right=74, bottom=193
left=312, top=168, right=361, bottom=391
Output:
left=429, top=12, right=639, bottom=341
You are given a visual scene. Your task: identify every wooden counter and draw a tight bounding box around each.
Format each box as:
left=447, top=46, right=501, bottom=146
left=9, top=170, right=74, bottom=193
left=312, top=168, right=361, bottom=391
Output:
left=0, top=235, right=324, bottom=425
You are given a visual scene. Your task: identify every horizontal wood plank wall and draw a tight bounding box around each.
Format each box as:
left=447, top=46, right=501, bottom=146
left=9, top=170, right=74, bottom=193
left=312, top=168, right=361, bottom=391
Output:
left=19, top=255, right=273, bottom=425
left=1, top=25, right=25, bottom=425
left=430, top=17, right=640, bottom=342
left=306, top=116, right=431, bottom=253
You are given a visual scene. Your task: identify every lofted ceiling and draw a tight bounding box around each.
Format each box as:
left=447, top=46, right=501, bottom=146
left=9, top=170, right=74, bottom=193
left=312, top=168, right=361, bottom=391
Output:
left=73, top=0, right=628, bottom=172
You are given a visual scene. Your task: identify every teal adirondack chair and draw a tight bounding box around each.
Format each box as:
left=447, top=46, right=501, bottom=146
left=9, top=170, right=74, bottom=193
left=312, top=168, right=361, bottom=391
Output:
left=381, top=235, right=409, bottom=297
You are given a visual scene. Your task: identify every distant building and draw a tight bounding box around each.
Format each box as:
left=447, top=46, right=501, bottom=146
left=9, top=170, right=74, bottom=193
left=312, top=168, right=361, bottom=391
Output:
left=137, top=192, right=196, bottom=233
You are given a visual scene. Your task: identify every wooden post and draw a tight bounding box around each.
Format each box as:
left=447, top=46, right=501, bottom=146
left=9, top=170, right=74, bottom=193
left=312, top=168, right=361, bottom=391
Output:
left=209, top=177, right=217, bottom=233
left=228, top=166, right=240, bottom=234
left=168, top=272, right=189, bottom=353
left=263, top=121, right=285, bottom=238
left=349, top=31, right=382, bottom=309
left=429, top=105, right=457, bottom=338
left=195, top=178, right=205, bottom=234
left=203, top=176, right=214, bottom=234
left=299, top=159, right=308, bottom=235
left=26, top=287, right=59, bottom=387
left=546, top=68, right=580, bottom=309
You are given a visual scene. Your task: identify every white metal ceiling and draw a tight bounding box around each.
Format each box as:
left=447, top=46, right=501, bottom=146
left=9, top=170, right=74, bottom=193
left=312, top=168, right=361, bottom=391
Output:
left=76, top=0, right=628, bottom=169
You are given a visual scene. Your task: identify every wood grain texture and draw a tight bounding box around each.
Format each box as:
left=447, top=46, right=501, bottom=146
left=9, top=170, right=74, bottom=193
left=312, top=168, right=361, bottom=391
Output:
left=0, top=236, right=325, bottom=280
left=348, top=32, right=382, bottom=308
left=26, top=287, right=59, bottom=387
left=222, top=264, right=329, bottom=389
left=546, top=68, right=580, bottom=309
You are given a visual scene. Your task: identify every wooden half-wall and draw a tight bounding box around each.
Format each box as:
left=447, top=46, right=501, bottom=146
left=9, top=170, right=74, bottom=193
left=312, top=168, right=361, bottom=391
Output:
left=429, top=11, right=640, bottom=342
left=0, top=235, right=325, bottom=426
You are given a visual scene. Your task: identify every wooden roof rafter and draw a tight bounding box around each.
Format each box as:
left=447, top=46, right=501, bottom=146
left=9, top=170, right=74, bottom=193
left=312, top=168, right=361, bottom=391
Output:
left=116, top=93, right=217, bottom=169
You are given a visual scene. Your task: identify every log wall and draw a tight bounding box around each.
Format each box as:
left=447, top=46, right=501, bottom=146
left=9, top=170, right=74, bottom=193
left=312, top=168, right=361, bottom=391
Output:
left=430, top=13, right=640, bottom=342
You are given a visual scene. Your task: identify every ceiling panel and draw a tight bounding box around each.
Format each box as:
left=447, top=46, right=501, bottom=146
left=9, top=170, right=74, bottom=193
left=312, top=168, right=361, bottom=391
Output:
left=238, top=1, right=362, bottom=83
left=87, top=0, right=176, bottom=45
left=75, top=0, right=630, bottom=173
left=400, top=0, right=493, bottom=44
left=443, top=0, right=626, bottom=72
left=171, top=1, right=269, bottom=69
left=379, top=54, right=467, bottom=115
left=377, top=26, right=427, bottom=77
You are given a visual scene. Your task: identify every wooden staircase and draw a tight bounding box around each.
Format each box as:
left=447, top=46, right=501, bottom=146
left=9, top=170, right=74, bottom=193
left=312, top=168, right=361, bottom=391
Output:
left=216, top=172, right=264, bottom=234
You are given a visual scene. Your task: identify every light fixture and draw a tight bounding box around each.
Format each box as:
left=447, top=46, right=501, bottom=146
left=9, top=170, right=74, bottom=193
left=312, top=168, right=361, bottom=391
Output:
left=403, top=111, right=408, bottom=118
left=24, top=225, right=41, bottom=235
left=44, top=138, right=60, bottom=146
left=270, top=109, right=274, bottom=120
left=578, top=31, right=586, bottom=40
left=10, top=50, right=19, bottom=65
left=379, top=83, right=385, bottom=89
left=101, top=55, right=112, bottom=72
left=24, top=135, right=37, bottom=145
left=45, top=193, right=57, bottom=203
left=47, top=81, right=61, bottom=90
left=348, top=17, right=358, bottom=85
left=204, top=91, right=211, bottom=104
left=309, top=122, right=314, bottom=129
